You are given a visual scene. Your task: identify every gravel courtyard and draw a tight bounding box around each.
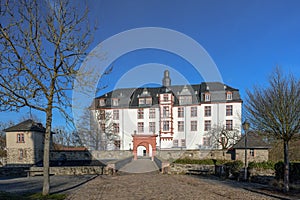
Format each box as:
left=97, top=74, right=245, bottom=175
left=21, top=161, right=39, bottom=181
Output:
left=66, top=174, right=296, bottom=200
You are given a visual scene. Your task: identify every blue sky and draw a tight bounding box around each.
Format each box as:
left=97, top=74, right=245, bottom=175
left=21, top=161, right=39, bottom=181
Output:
left=1, top=0, right=300, bottom=128
left=90, top=0, right=300, bottom=94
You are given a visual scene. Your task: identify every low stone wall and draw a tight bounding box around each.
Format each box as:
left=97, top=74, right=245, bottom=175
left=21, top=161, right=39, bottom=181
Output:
left=154, top=156, right=170, bottom=174
left=29, top=166, right=103, bottom=176
left=168, top=163, right=215, bottom=175
left=50, top=150, right=92, bottom=161
left=157, top=149, right=232, bottom=161
left=91, top=150, right=132, bottom=161
left=248, top=168, right=275, bottom=184
left=49, top=150, right=231, bottom=163
left=0, top=167, right=28, bottom=177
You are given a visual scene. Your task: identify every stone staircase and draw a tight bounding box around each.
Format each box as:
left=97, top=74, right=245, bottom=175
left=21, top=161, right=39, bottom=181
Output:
left=118, top=157, right=159, bottom=175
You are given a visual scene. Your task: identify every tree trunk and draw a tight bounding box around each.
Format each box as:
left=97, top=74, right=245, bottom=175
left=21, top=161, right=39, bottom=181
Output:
left=283, top=140, right=289, bottom=193
left=42, top=108, right=53, bottom=195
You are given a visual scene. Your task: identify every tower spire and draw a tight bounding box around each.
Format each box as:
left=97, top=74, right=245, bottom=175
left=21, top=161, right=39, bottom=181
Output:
left=162, top=70, right=171, bottom=87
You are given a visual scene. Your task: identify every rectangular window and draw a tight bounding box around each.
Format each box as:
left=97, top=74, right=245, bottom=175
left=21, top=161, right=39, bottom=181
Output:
left=250, top=149, right=255, bottom=156
left=149, top=108, right=156, bottom=119
left=101, top=123, right=106, bottom=132
left=163, top=121, right=169, bottom=131
left=204, top=120, right=211, bottom=131
left=163, top=94, right=169, bottom=102
left=113, top=110, right=119, bottom=120
left=163, top=106, right=170, bottom=118
left=149, top=122, right=155, bottom=133
left=226, top=105, right=233, bottom=116
left=139, top=98, right=145, bottom=105
left=99, top=110, right=105, bottom=120
left=191, top=121, right=197, bottom=131
left=99, top=99, right=105, bottom=106
left=114, top=140, right=121, bottom=150
left=17, top=133, right=25, bottom=143
left=19, top=149, right=24, bottom=160
left=137, top=108, right=144, bottom=119
left=173, top=139, right=178, bottom=147
left=204, top=93, right=211, bottom=101
left=203, top=137, right=211, bottom=146
left=181, top=139, right=186, bottom=147
left=146, top=98, right=152, bottom=105
left=178, top=107, right=184, bottom=118
left=112, top=98, right=119, bottom=106
left=178, top=121, right=184, bottom=132
left=138, top=122, right=144, bottom=133
left=226, top=92, right=233, bottom=100
left=191, top=107, right=197, bottom=117
left=179, top=95, right=192, bottom=105
left=204, top=106, right=211, bottom=117
left=226, top=120, right=233, bottom=130
left=113, top=123, right=119, bottom=133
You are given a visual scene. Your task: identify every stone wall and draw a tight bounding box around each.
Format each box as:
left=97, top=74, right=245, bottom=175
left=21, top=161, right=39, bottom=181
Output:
left=50, top=150, right=92, bottom=161
left=0, top=167, right=28, bottom=177
left=50, top=149, right=233, bottom=163
left=90, top=150, right=132, bottom=161
left=235, top=149, right=269, bottom=163
left=168, top=163, right=215, bottom=175
left=29, top=166, right=103, bottom=176
left=157, top=149, right=232, bottom=161
left=6, top=148, right=36, bottom=165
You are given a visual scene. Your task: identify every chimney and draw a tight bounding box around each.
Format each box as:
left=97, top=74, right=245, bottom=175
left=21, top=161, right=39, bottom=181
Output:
left=162, top=70, right=171, bottom=87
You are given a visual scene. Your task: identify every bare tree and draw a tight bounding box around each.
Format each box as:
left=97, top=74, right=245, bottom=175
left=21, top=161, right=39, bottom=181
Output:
left=77, top=108, right=116, bottom=150
left=0, top=121, right=14, bottom=158
left=245, top=68, right=300, bottom=192
left=52, top=126, right=82, bottom=147
left=205, top=125, right=240, bottom=149
left=0, top=0, right=93, bottom=195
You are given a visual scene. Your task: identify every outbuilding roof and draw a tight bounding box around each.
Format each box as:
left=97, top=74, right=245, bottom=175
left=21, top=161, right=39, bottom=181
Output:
left=233, top=131, right=271, bottom=149
left=4, top=119, right=46, bottom=133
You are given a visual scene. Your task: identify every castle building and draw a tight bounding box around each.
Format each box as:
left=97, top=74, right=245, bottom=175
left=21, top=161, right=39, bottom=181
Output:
left=91, top=70, right=242, bottom=160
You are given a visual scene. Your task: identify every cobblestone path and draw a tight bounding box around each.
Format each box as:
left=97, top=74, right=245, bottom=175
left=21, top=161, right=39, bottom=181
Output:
left=66, top=174, right=290, bottom=200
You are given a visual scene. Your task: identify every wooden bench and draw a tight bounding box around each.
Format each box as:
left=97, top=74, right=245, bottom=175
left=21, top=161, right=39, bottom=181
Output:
left=25, top=170, right=44, bottom=177
left=187, top=169, right=210, bottom=175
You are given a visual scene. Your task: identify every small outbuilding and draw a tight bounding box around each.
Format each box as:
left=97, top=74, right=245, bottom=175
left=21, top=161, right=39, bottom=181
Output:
left=232, top=131, right=271, bottom=163
left=4, top=119, right=50, bottom=166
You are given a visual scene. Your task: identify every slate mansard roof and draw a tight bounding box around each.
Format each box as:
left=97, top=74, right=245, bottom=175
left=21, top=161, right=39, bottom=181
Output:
left=4, top=119, right=46, bottom=133
left=93, top=81, right=242, bottom=109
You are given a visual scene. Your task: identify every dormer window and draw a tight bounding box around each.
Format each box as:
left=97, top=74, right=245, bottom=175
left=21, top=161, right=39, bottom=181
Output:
left=99, top=99, right=105, bottom=106
left=139, top=97, right=152, bottom=106
left=226, top=92, right=233, bottom=100
left=204, top=93, right=211, bottom=102
left=112, top=98, right=119, bottom=106
left=179, top=95, right=192, bottom=105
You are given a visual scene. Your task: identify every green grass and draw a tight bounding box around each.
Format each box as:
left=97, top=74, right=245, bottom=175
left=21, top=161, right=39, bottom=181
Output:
left=0, top=191, right=67, bottom=200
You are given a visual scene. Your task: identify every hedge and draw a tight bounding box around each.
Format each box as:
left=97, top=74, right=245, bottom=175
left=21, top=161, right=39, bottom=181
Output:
left=173, top=158, right=227, bottom=165
left=248, top=161, right=275, bottom=170
left=274, top=161, right=300, bottom=182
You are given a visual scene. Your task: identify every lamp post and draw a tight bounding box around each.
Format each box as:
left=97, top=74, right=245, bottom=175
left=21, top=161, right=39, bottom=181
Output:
left=242, top=120, right=250, bottom=181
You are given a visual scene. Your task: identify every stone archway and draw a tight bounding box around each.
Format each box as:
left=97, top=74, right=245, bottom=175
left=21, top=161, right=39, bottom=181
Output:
left=132, top=134, right=157, bottom=160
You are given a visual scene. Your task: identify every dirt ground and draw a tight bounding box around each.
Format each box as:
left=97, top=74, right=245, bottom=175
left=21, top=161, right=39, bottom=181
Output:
left=65, top=174, right=299, bottom=200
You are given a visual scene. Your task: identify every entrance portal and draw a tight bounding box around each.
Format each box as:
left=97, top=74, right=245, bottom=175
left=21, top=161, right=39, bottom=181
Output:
left=132, top=133, right=157, bottom=160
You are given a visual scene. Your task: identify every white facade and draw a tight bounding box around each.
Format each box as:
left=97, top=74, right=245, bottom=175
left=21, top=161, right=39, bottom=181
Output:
left=91, top=71, right=242, bottom=151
